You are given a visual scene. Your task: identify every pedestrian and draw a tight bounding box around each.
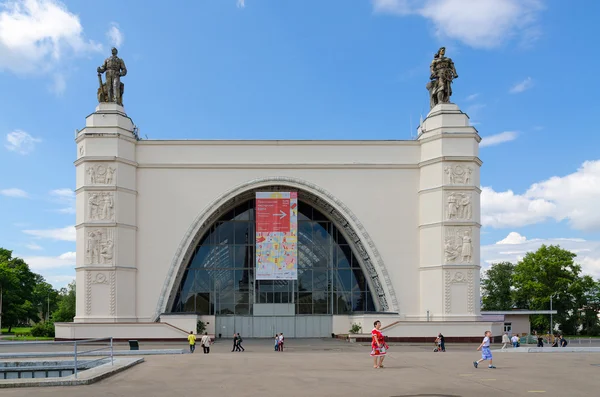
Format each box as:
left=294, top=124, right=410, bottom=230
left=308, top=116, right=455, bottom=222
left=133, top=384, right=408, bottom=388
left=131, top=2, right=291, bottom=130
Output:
left=537, top=334, right=544, bottom=347
left=232, top=333, right=240, bottom=352
left=278, top=333, right=285, bottom=352
left=473, top=330, right=496, bottom=369
left=501, top=332, right=510, bottom=349
left=438, top=332, right=446, bottom=352
left=370, top=320, right=388, bottom=369
left=511, top=334, right=519, bottom=348
left=200, top=332, right=211, bottom=354
left=237, top=333, right=245, bottom=352
left=559, top=335, right=568, bottom=347
left=188, top=331, right=196, bottom=354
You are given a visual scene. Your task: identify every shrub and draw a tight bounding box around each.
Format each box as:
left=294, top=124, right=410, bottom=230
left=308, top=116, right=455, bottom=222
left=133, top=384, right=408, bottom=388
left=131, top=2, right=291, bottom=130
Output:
left=30, top=322, right=55, bottom=338
left=196, top=320, right=206, bottom=334
left=349, top=323, right=362, bottom=334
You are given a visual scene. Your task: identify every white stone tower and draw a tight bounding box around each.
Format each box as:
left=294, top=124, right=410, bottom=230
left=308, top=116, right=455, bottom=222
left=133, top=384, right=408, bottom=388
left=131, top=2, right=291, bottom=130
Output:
left=74, top=103, right=138, bottom=322
left=417, top=103, right=481, bottom=320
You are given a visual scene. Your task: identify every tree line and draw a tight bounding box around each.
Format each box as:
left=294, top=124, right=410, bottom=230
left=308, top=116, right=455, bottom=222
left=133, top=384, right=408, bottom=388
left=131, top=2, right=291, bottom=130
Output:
left=482, top=245, right=600, bottom=336
left=0, top=248, right=75, bottom=336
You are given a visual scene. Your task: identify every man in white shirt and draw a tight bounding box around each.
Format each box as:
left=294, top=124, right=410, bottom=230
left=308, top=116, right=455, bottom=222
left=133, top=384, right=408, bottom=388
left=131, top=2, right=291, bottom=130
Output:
left=200, top=332, right=211, bottom=354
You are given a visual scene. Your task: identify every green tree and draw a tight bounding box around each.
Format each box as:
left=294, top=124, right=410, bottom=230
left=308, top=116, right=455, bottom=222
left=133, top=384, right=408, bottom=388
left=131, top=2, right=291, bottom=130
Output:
left=0, top=248, right=38, bottom=332
left=52, top=281, right=76, bottom=323
left=32, top=274, right=60, bottom=322
left=512, top=245, right=583, bottom=334
left=577, top=276, right=600, bottom=335
left=481, top=262, right=515, bottom=310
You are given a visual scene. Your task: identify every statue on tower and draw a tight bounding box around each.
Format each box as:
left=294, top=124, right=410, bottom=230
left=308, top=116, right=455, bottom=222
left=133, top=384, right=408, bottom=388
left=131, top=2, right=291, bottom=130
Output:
left=426, top=47, right=458, bottom=109
left=97, top=47, right=127, bottom=106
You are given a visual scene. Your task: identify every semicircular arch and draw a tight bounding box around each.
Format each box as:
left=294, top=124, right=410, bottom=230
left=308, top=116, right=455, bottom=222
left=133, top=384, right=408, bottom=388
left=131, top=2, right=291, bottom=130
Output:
left=153, top=177, right=399, bottom=321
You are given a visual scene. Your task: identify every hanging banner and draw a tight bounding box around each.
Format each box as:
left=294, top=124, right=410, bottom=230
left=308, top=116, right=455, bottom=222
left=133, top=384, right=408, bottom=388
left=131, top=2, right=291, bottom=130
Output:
left=255, top=192, right=298, bottom=280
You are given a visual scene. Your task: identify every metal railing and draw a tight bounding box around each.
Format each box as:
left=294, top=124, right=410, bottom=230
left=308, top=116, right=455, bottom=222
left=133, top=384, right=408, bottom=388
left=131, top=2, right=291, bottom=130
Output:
left=0, top=337, right=114, bottom=379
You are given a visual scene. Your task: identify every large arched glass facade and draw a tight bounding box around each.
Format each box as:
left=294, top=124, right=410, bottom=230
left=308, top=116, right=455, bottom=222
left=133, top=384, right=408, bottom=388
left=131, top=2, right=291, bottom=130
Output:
left=171, top=198, right=378, bottom=315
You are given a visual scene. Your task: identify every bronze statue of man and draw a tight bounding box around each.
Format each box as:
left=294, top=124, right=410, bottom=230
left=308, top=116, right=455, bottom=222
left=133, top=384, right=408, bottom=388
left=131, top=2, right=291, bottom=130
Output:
left=426, top=47, right=458, bottom=109
left=97, top=47, right=127, bottom=105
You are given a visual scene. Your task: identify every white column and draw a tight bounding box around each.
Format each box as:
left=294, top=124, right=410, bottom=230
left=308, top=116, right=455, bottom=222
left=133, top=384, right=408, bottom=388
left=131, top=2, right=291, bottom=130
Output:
left=74, top=103, right=138, bottom=322
left=417, top=104, right=481, bottom=320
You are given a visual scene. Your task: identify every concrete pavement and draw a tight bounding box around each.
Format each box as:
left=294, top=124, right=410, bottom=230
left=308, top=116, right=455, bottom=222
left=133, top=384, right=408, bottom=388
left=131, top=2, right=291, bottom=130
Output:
left=0, top=339, right=597, bottom=396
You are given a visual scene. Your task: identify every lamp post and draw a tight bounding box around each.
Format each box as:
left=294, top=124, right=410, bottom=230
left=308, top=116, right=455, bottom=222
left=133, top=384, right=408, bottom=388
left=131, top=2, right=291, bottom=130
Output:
left=550, top=293, right=556, bottom=336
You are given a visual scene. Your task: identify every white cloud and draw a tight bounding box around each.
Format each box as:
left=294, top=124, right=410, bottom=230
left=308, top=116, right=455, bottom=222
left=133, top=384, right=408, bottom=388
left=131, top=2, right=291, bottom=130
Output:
left=466, top=93, right=479, bottom=101
left=46, top=274, right=75, bottom=288
left=481, top=160, right=600, bottom=231
left=482, top=232, right=600, bottom=278
left=237, top=0, right=245, bottom=8
left=50, top=188, right=75, bottom=213
left=25, top=242, right=43, bottom=250
left=0, top=187, right=28, bottom=198
left=23, top=225, right=76, bottom=241
left=0, top=0, right=102, bottom=91
left=510, top=77, right=534, bottom=93
left=106, top=22, right=123, bottom=47
left=480, top=131, right=518, bottom=148
left=5, top=130, right=42, bottom=154
left=372, top=0, right=544, bottom=49
left=496, top=231, right=527, bottom=245
left=19, top=251, right=76, bottom=271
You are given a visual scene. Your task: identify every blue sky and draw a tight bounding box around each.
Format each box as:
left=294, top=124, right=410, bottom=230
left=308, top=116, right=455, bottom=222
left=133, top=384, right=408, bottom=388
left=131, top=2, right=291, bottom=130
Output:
left=1, top=0, right=599, bottom=288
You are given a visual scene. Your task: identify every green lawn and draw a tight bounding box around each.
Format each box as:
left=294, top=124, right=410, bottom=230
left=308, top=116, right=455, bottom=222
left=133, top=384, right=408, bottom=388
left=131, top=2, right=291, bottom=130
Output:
left=0, top=327, right=32, bottom=335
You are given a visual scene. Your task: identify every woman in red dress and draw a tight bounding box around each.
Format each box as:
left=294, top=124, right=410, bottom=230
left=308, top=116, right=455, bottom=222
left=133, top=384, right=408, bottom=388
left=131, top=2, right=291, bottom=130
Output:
left=371, top=320, right=388, bottom=368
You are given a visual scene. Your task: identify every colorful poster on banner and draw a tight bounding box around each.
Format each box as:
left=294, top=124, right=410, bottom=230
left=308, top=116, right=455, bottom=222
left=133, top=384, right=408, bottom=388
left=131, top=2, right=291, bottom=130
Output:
left=255, top=192, right=298, bottom=280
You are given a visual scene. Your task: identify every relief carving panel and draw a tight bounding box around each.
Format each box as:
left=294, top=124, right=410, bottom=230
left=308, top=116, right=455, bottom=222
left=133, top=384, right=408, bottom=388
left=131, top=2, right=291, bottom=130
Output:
left=444, top=164, right=473, bottom=185
left=88, top=192, right=115, bottom=221
left=86, top=228, right=114, bottom=265
left=444, top=226, right=473, bottom=264
left=446, top=191, right=472, bottom=221
left=86, top=164, right=116, bottom=185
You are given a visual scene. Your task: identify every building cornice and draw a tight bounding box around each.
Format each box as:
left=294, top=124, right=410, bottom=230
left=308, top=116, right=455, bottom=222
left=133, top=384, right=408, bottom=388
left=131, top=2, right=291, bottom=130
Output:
left=74, top=156, right=138, bottom=167
left=419, top=156, right=483, bottom=168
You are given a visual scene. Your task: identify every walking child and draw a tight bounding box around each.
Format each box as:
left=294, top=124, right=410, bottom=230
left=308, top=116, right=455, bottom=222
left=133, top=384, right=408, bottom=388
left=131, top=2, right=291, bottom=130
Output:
left=473, top=331, right=495, bottom=369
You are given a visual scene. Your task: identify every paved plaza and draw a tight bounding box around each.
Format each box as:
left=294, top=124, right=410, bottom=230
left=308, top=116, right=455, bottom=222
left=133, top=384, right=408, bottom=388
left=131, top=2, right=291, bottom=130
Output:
left=0, top=339, right=598, bottom=396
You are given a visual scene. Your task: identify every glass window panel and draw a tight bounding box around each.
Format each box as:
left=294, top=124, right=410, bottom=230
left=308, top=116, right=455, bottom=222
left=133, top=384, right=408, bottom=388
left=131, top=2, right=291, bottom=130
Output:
left=366, top=292, right=376, bottom=312
left=235, top=303, right=250, bottom=315
left=234, top=269, right=251, bottom=291
left=273, top=280, right=290, bottom=293
left=258, top=292, right=268, bottom=303
left=298, top=292, right=312, bottom=304
left=312, top=269, right=329, bottom=291
left=232, top=245, right=250, bottom=268
left=218, top=302, right=235, bottom=315
left=352, top=269, right=368, bottom=291
left=234, top=222, right=251, bottom=244
left=298, top=222, right=313, bottom=244
left=266, top=292, right=274, bottom=303
left=281, top=291, right=290, bottom=304
left=298, top=201, right=312, bottom=220
left=335, top=269, right=352, bottom=291
left=215, top=221, right=234, bottom=245
left=311, top=208, right=327, bottom=221
left=314, top=222, right=331, bottom=246
left=189, top=269, right=212, bottom=293
left=334, top=246, right=351, bottom=269
left=234, top=201, right=252, bottom=220
left=298, top=304, right=312, bottom=314
left=334, top=291, right=351, bottom=314
left=257, top=280, right=273, bottom=292
left=352, top=291, right=366, bottom=312
left=298, top=269, right=312, bottom=291
left=335, top=228, right=349, bottom=246
left=311, top=247, right=329, bottom=268
left=313, top=301, right=328, bottom=314
left=190, top=245, right=212, bottom=269
left=195, top=293, right=211, bottom=314
left=183, top=294, right=195, bottom=312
